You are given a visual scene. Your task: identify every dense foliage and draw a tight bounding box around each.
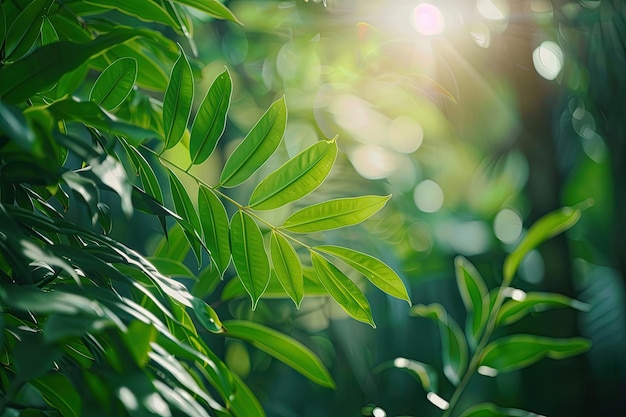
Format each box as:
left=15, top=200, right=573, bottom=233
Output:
left=1, top=0, right=616, bottom=416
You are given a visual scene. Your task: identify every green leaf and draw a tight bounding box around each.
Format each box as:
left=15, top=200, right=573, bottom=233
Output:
left=40, top=16, right=58, bottom=45
left=0, top=6, right=6, bottom=49
left=249, top=137, right=338, bottom=210
left=119, top=136, right=164, bottom=203
left=0, top=101, right=36, bottom=153
left=168, top=170, right=203, bottom=266
left=123, top=320, right=157, bottom=367
left=147, top=257, right=195, bottom=279
left=282, top=195, right=391, bottom=233
left=171, top=0, right=242, bottom=25
left=61, top=170, right=100, bottom=222
left=4, top=0, right=50, bottom=60
left=198, top=185, right=231, bottom=276
left=163, top=48, right=194, bottom=150
left=43, top=314, right=115, bottom=343
left=270, top=231, right=303, bottom=308
left=190, top=297, right=225, bottom=333
left=190, top=69, right=232, bottom=165
left=410, top=304, right=468, bottom=385
left=224, top=320, right=335, bottom=388
left=220, top=96, right=287, bottom=187
left=0, top=29, right=139, bottom=103
left=192, top=263, right=222, bottom=299
left=13, top=332, right=63, bottom=380
left=229, top=372, right=266, bottom=417
left=221, top=268, right=327, bottom=301
left=497, top=292, right=590, bottom=326
left=153, top=380, right=213, bottom=417
left=229, top=211, right=270, bottom=309
left=153, top=223, right=190, bottom=262
left=91, top=155, right=134, bottom=218
left=479, top=335, right=591, bottom=374
left=32, top=373, right=81, bottom=417
left=376, top=357, right=439, bottom=394
left=314, top=245, right=410, bottom=304
left=459, top=403, right=544, bottom=417
left=310, top=251, right=375, bottom=327
left=84, top=0, right=180, bottom=30
left=89, top=57, right=138, bottom=111
left=503, top=207, right=581, bottom=283
left=455, top=256, right=490, bottom=347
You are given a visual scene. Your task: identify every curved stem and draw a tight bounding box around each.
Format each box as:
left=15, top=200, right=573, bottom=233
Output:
left=442, top=285, right=509, bottom=417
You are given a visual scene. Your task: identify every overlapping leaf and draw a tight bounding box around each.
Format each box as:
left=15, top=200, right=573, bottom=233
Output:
left=4, top=0, right=50, bottom=60
left=168, top=170, right=203, bottom=265
left=314, top=245, right=410, bottom=304
left=190, top=69, right=232, bottom=165
left=172, top=0, right=242, bottom=25
left=198, top=185, right=231, bottom=275
left=90, top=57, right=137, bottom=111
left=190, top=297, right=225, bottom=333
left=270, top=231, right=303, bottom=307
left=479, top=335, right=591, bottom=374
left=282, top=195, right=390, bottom=233
left=224, top=320, right=335, bottom=388
left=119, top=137, right=164, bottom=203
left=163, top=48, right=194, bottom=150
left=455, top=256, right=490, bottom=347
left=0, top=29, right=139, bottom=103
left=459, top=403, right=545, bottom=417
left=249, top=138, right=337, bottom=210
left=311, top=251, right=375, bottom=327
left=220, top=97, right=287, bottom=187
left=230, top=211, right=270, bottom=309
left=410, top=304, right=468, bottom=386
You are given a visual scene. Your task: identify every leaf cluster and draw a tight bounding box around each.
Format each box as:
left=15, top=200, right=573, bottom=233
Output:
left=0, top=1, right=410, bottom=416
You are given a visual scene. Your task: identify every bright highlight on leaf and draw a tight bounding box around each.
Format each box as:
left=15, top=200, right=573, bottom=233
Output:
left=282, top=195, right=390, bottom=233
left=315, top=245, right=410, bottom=304
left=198, top=186, right=231, bottom=276
left=230, top=211, right=270, bottom=309
left=270, top=231, right=304, bottom=308
left=311, top=252, right=375, bottom=327
left=220, top=96, right=287, bottom=187
left=455, top=256, right=489, bottom=347
left=224, top=320, right=335, bottom=388
left=249, top=137, right=338, bottom=210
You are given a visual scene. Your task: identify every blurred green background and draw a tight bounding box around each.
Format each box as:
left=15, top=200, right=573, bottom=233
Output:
left=119, top=1, right=626, bottom=416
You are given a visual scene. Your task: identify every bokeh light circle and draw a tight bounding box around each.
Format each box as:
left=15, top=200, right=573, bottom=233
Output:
left=411, top=3, right=445, bottom=36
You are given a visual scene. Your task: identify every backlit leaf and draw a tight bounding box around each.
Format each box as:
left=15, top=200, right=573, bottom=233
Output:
left=270, top=231, right=303, bottom=308
left=198, top=185, right=231, bottom=275
left=190, top=69, right=232, bottom=165
left=497, top=292, right=590, bottom=326
left=224, top=320, right=335, bottom=388
left=220, top=96, right=287, bottom=187
left=191, top=297, right=225, bottom=333
left=455, top=256, right=490, bottom=347
left=40, top=16, right=58, bottom=45
left=230, top=211, right=270, bottom=309
left=504, top=207, right=581, bottom=284
left=479, top=335, right=591, bottom=374
left=311, top=251, right=375, bottom=327
left=89, top=57, right=137, bottom=111
left=171, top=0, right=242, bottom=25
left=410, top=304, right=468, bottom=385
left=119, top=137, right=164, bottom=203
left=314, top=245, right=410, bottom=304
left=163, top=48, right=194, bottom=150
left=282, top=195, right=390, bottom=233
left=249, top=137, right=338, bottom=210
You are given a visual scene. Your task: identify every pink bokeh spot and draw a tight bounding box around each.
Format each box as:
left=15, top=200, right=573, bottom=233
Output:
left=412, top=3, right=445, bottom=36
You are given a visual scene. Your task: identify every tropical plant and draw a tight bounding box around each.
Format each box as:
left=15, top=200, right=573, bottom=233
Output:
left=374, top=205, right=592, bottom=417
left=0, top=1, right=410, bottom=415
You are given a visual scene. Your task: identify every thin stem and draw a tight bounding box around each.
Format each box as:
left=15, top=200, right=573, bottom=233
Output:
left=442, top=284, right=510, bottom=417
left=141, top=144, right=313, bottom=251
